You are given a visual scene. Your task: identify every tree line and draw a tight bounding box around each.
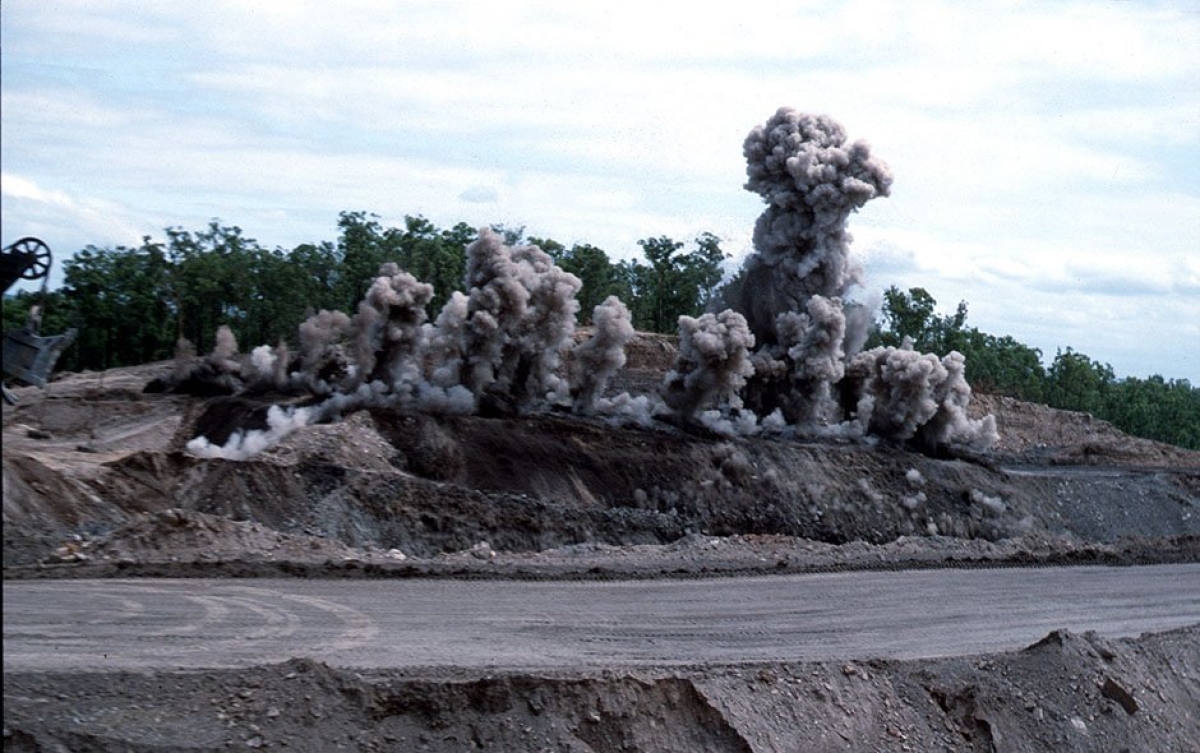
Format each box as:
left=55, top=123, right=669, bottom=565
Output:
left=4, top=215, right=1196, bottom=449
left=2, top=211, right=728, bottom=370
left=870, top=286, right=1200, bottom=450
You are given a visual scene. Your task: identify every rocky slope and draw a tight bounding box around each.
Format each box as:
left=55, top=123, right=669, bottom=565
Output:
left=4, top=339, right=1199, bottom=752
left=6, top=625, right=1197, bottom=752
left=3, top=342, right=1198, bottom=573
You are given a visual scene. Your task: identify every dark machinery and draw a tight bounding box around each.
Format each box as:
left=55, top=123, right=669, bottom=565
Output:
left=3, top=237, right=77, bottom=404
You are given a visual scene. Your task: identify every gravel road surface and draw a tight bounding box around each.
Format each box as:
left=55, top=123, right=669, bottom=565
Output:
left=5, top=565, right=1199, bottom=673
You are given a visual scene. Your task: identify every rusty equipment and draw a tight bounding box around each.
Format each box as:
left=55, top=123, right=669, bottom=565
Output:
left=3, top=237, right=77, bottom=404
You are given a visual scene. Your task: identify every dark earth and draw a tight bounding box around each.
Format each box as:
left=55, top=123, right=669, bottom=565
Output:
left=4, top=333, right=1199, bottom=751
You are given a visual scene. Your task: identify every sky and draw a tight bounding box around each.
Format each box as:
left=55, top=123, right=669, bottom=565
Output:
left=2, top=0, right=1198, bottom=382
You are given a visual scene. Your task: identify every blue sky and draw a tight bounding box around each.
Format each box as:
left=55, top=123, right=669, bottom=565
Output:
left=3, top=1, right=1198, bottom=381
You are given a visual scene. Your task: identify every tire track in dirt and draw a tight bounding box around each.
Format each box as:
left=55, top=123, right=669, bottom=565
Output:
left=5, top=565, right=1199, bottom=672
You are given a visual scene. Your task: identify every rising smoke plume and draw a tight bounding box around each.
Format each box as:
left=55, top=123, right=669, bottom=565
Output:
left=459, top=228, right=582, bottom=412
left=571, top=295, right=636, bottom=415
left=177, top=227, right=628, bottom=456
left=175, top=107, right=994, bottom=459
left=296, top=308, right=352, bottom=390
left=349, top=262, right=434, bottom=391
left=661, top=310, right=755, bottom=419
left=721, top=107, right=996, bottom=450
left=736, top=110, right=892, bottom=348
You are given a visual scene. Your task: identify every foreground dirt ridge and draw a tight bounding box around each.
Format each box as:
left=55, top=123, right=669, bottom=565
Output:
left=5, top=625, right=1197, bottom=752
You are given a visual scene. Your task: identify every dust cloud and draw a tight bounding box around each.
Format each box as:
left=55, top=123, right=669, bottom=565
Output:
left=173, top=107, right=994, bottom=458
left=716, top=107, right=997, bottom=450
left=571, top=296, right=635, bottom=415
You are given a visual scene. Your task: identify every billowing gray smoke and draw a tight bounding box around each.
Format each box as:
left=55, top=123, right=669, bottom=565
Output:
left=844, top=346, right=996, bottom=449
left=661, top=310, right=755, bottom=418
left=350, top=262, right=434, bottom=390
left=571, top=296, right=635, bottom=415
left=176, top=107, right=995, bottom=460
left=719, top=107, right=996, bottom=450
left=736, top=109, right=892, bottom=349
left=423, top=291, right=469, bottom=389
left=297, top=309, right=351, bottom=385
left=460, top=228, right=582, bottom=411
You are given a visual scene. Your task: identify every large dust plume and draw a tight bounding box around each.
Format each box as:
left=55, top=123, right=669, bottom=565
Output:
left=173, top=227, right=649, bottom=457
left=708, top=107, right=997, bottom=450
left=459, top=228, right=583, bottom=412
left=661, top=310, right=755, bottom=419
left=571, top=296, right=636, bottom=415
left=736, top=110, right=891, bottom=348
left=173, top=106, right=994, bottom=459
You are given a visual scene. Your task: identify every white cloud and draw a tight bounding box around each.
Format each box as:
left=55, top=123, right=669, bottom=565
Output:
left=458, top=185, right=498, bottom=204
left=1, top=173, right=147, bottom=243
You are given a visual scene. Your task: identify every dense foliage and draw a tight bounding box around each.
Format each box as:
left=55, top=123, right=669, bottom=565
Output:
left=869, top=286, right=1199, bottom=450
left=3, top=218, right=1194, bottom=449
left=2, top=213, right=727, bottom=368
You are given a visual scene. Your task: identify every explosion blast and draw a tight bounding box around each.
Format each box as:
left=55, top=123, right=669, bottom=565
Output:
left=171, top=108, right=995, bottom=458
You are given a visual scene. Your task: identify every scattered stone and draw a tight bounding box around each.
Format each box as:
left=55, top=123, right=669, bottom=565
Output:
left=1100, top=677, right=1138, bottom=715
left=470, top=541, right=496, bottom=560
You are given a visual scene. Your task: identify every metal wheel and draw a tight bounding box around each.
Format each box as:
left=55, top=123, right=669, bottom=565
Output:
left=5, top=237, right=52, bottom=280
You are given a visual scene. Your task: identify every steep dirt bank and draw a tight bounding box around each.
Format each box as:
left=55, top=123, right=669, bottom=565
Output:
left=4, top=352, right=1199, bottom=752
left=3, top=355, right=1199, bottom=571
left=6, top=625, right=1197, bottom=752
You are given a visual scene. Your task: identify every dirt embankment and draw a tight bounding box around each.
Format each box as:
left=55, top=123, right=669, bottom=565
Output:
left=5, top=625, right=1197, bottom=752
left=3, top=346, right=1200, bottom=752
left=3, top=348, right=1199, bottom=572
left=969, top=392, right=1200, bottom=469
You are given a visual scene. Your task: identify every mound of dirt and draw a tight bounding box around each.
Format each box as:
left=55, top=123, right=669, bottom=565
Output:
left=4, top=343, right=1199, bottom=753
left=970, top=393, right=1200, bottom=469
left=5, top=625, right=1197, bottom=752
left=4, top=341, right=1199, bottom=571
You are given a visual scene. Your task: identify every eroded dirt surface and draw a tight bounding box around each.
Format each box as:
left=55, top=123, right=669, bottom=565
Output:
left=4, top=357, right=1198, bottom=573
left=5, top=626, right=1197, bottom=752
left=4, top=341, right=1199, bottom=751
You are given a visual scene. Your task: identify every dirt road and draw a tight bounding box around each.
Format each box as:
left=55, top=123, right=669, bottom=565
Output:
left=6, top=564, right=1198, bottom=673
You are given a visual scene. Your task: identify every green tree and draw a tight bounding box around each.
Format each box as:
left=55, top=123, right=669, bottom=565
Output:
left=687, top=232, right=730, bottom=312
left=956, top=330, right=1046, bottom=402
left=870, top=286, right=1048, bottom=401
left=288, top=241, right=344, bottom=313
left=875, top=285, right=937, bottom=348
left=61, top=240, right=175, bottom=369
left=388, top=216, right=470, bottom=313
left=529, top=238, right=626, bottom=323
left=619, top=234, right=728, bottom=333
left=333, top=212, right=472, bottom=315
left=1101, top=375, right=1199, bottom=449
left=164, top=222, right=264, bottom=353
left=1046, top=347, right=1114, bottom=415
left=490, top=223, right=526, bottom=247
left=334, top=211, right=390, bottom=310
left=237, top=246, right=316, bottom=350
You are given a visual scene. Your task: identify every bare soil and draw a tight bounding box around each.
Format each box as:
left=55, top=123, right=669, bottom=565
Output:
left=4, top=336, right=1199, bottom=751
left=6, top=625, right=1197, bottom=752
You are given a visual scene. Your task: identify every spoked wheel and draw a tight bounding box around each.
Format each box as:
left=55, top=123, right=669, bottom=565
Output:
left=5, top=237, right=53, bottom=281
